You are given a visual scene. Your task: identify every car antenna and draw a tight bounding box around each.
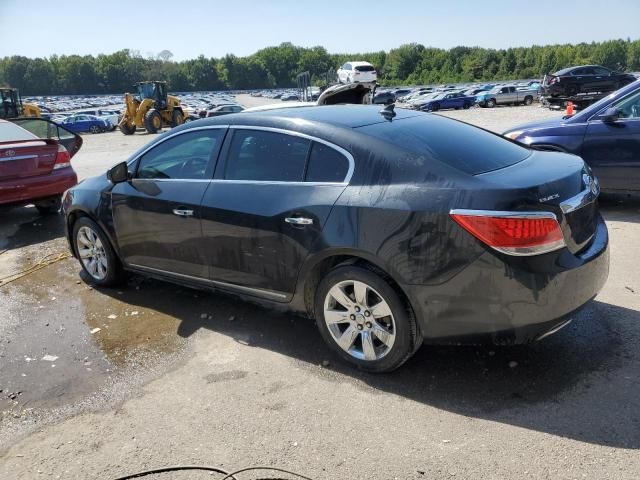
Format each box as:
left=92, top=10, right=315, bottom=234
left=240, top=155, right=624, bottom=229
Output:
left=379, top=103, right=396, bottom=121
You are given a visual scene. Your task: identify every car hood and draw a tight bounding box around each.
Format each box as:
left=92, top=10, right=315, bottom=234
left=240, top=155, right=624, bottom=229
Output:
left=503, top=116, right=588, bottom=139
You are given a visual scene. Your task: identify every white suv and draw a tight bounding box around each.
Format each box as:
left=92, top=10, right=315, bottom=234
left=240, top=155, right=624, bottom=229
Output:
left=337, top=61, right=377, bottom=84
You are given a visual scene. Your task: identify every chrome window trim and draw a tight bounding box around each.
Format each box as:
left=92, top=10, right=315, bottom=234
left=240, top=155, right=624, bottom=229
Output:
left=228, top=125, right=355, bottom=184
left=128, top=263, right=288, bottom=301
left=126, top=125, right=230, bottom=167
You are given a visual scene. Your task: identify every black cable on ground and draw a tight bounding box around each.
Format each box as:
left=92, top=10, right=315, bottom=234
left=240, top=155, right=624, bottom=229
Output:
left=222, top=466, right=314, bottom=480
left=111, top=465, right=231, bottom=479
left=112, top=464, right=315, bottom=480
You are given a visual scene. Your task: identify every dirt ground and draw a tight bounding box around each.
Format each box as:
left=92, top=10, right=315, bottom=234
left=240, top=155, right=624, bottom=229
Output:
left=1, top=96, right=639, bottom=480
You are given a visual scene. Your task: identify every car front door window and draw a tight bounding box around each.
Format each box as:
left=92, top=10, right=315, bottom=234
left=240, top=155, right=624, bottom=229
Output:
left=611, top=90, right=640, bottom=120
left=137, top=129, right=223, bottom=180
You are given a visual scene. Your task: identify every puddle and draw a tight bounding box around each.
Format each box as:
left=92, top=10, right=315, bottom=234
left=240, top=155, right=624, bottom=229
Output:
left=0, top=256, right=194, bottom=414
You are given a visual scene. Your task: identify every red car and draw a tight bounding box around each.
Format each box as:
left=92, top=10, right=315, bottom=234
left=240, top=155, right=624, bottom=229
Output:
left=0, top=118, right=82, bottom=214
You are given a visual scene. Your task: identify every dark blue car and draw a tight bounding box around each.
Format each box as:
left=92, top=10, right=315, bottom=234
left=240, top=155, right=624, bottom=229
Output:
left=61, top=114, right=108, bottom=134
left=420, top=92, right=475, bottom=111
left=504, top=80, right=640, bottom=192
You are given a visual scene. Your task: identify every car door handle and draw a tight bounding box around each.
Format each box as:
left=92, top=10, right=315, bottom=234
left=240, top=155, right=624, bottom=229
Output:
left=172, top=209, right=194, bottom=217
left=285, top=217, right=313, bottom=225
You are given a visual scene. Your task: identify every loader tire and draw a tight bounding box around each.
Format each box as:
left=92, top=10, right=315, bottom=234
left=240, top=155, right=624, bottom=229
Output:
left=119, top=122, right=136, bottom=135
left=144, top=109, right=162, bottom=134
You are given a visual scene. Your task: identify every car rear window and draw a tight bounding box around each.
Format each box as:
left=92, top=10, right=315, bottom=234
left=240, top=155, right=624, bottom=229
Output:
left=355, top=65, right=375, bottom=72
left=0, top=121, right=38, bottom=142
left=357, top=115, right=530, bottom=175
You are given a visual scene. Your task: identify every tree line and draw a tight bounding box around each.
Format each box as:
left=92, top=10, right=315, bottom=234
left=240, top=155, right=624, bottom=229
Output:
left=1, top=39, right=638, bottom=96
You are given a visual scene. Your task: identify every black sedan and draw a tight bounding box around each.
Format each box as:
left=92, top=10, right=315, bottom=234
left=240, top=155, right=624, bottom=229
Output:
left=62, top=105, right=609, bottom=372
left=541, top=64, right=636, bottom=106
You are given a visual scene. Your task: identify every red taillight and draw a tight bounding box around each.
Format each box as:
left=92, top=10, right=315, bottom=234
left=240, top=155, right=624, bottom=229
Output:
left=53, top=144, right=71, bottom=170
left=450, top=210, right=565, bottom=256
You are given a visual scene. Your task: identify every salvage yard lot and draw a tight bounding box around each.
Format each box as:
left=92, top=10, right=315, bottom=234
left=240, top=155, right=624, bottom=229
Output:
left=1, top=97, right=639, bottom=479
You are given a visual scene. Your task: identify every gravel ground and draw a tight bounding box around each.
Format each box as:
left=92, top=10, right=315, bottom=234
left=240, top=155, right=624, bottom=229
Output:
left=1, top=96, right=639, bottom=480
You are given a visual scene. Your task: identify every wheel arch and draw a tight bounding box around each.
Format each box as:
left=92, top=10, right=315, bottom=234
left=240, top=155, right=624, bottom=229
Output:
left=66, top=208, right=120, bottom=261
left=297, top=250, right=416, bottom=323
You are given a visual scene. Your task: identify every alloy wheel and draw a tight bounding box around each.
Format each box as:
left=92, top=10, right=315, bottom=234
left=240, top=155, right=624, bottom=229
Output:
left=323, top=280, right=396, bottom=361
left=76, top=226, right=108, bottom=280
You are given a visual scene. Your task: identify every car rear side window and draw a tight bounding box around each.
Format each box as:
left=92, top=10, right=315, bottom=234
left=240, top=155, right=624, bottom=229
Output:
left=358, top=116, right=531, bottom=175
left=137, top=129, right=223, bottom=180
left=224, top=129, right=310, bottom=182
left=305, top=142, right=349, bottom=183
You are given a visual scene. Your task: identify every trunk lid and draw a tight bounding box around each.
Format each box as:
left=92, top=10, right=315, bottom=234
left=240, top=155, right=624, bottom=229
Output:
left=475, top=151, right=598, bottom=254
left=0, top=139, right=58, bottom=181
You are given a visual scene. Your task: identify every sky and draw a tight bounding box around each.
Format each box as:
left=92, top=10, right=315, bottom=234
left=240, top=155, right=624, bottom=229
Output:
left=1, top=0, right=639, bottom=60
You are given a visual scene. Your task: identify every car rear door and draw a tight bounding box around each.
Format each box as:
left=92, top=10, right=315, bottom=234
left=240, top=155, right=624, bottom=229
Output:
left=199, top=127, right=352, bottom=300
left=111, top=127, right=227, bottom=278
left=581, top=88, right=640, bottom=191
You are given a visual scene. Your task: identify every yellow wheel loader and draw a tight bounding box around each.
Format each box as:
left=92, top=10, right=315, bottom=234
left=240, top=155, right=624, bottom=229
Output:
left=0, top=88, right=41, bottom=119
left=119, top=81, right=185, bottom=135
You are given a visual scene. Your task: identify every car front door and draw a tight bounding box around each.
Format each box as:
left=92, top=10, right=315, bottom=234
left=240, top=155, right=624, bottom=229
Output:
left=200, top=127, right=352, bottom=300
left=111, top=127, right=227, bottom=277
left=581, top=89, right=640, bottom=191
left=592, top=67, right=615, bottom=93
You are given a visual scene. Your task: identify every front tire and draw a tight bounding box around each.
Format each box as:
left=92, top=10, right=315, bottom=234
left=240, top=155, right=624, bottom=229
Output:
left=72, top=217, right=123, bottom=287
left=524, top=96, right=533, bottom=106
left=486, top=99, right=496, bottom=108
left=315, top=266, right=420, bottom=372
left=431, top=103, right=440, bottom=112
left=144, top=109, right=162, bottom=134
left=119, top=122, right=136, bottom=135
left=171, top=109, right=184, bottom=127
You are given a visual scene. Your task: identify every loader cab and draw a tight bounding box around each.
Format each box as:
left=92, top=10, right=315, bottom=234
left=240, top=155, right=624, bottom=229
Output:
left=0, top=88, right=24, bottom=119
left=136, top=81, right=168, bottom=110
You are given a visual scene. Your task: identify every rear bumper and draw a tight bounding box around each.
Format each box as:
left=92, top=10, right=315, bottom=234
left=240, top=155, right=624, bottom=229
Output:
left=0, top=167, right=77, bottom=207
left=404, top=214, right=609, bottom=344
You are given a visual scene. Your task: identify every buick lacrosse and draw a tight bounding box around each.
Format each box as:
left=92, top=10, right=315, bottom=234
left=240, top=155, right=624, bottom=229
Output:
left=63, top=105, right=609, bottom=372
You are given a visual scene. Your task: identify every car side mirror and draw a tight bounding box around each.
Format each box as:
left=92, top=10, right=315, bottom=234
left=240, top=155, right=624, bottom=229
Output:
left=107, top=161, right=129, bottom=184
left=600, top=107, right=621, bottom=123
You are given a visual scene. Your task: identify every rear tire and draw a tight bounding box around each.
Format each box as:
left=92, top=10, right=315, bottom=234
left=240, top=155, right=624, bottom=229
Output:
left=314, top=265, right=420, bottom=372
left=89, top=125, right=100, bottom=134
left=120, top=122, right=136, bottom=135
left=72, top=217, right=124, bottom=287
left=35, top=195, right=62, bottom=215
left=463, top=102, right=471, bottom=109
left=144, top=109, right=162, bottom=134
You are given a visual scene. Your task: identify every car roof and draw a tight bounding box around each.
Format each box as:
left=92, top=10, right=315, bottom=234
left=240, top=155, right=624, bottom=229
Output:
left=554, top=65, right=607, bottom=75
left=198, top=104, right=422, bottom=129
left=347, top=61, right=373, bottom=66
